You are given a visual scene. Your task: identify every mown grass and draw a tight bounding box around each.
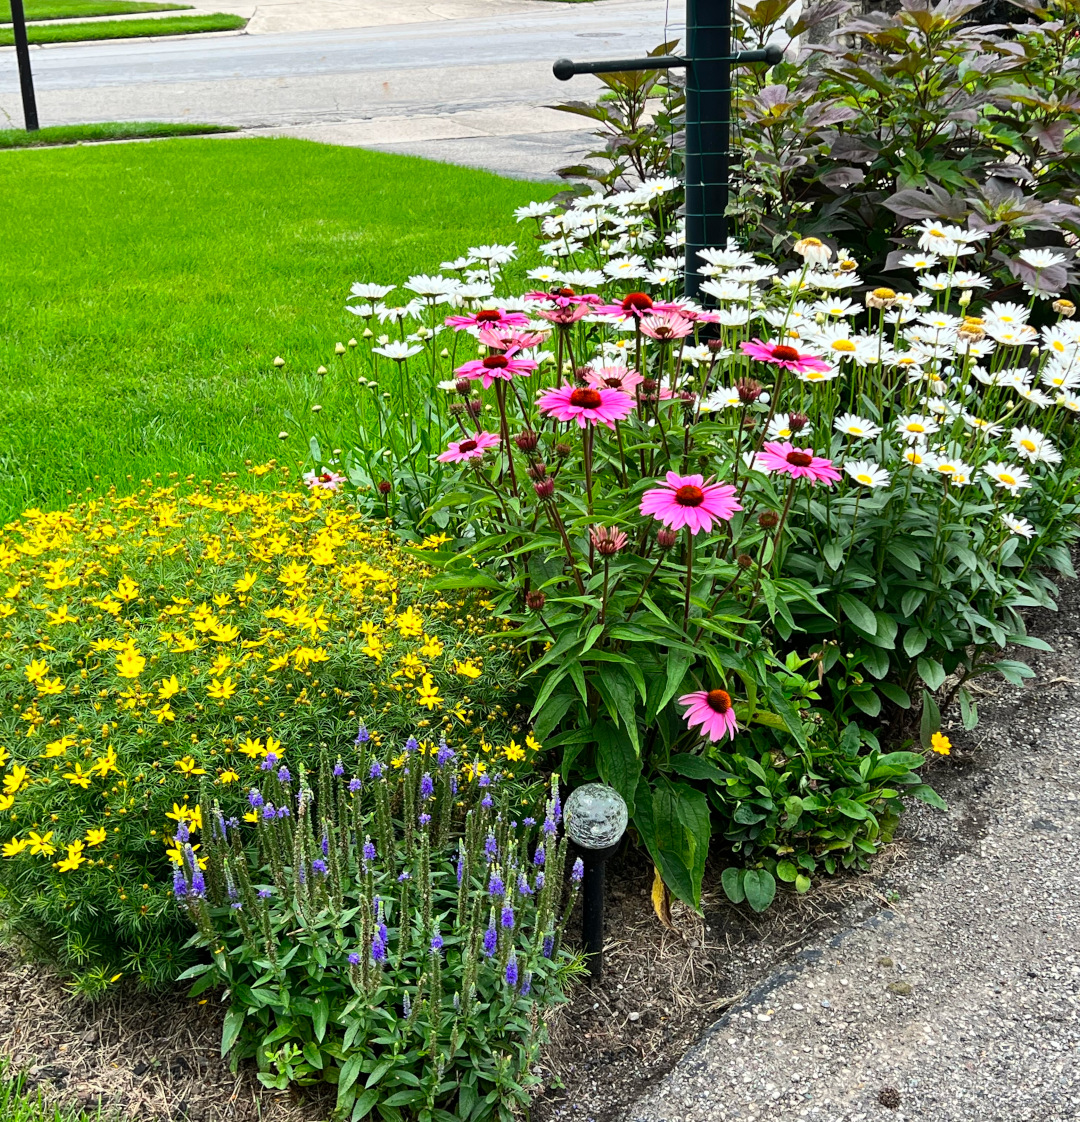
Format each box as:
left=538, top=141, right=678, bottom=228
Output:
left=0, top=122, right=236, bottom=148
left=0, top=11, right=242, bottom=42
left=0, top=1070, right=101, bottom=1122
left=1, top=0, right=187, bottom=21
left=0, top=137, right=555, bottom=519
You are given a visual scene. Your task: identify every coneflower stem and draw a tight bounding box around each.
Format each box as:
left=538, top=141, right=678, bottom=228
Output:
left=682, top=528, right=694, bottom=631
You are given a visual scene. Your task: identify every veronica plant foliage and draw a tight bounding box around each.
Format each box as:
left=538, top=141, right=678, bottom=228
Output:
left=178, top=741, right=582, bottom=1122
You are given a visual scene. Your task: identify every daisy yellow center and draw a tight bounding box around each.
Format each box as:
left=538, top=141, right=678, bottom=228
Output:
left=457, top=440, right=478, bottom=453
left=873, top=287, right=896, bottom=299
left=907, top=423, right=925, bottom=432
left=706, top=689, right=732, bottom=713
left=1020, top=439, right=1036, bottom=452
left=623, top=292, right=654, bottom=311
left=832, top=339, right=857, bottom=353
left=569, top=388, right=602, bottom=409
left=856, top=473, right=873, bottom=485
left=1000, top=473, right=1017, bottom=486
left=937, top=464, right=956, bottom=474
left=786, top=451, right=813, bottom=467
left=475, top=310, right=502, bottom=322
left=484, top=355, right=509, bottom=369
left=772, top=345, right=801, bottom=362
left=674, top=485, right=705, bottom=507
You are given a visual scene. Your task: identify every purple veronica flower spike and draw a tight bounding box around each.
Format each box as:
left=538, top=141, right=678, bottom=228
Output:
left=521, top=972, right=533, bottom=996
left=542, top=933, right=555, bottom=959
left=405, top=737, right=419, bottom=753
left=276, top=805, right=290, bottom=819
left=481, top=795, right=493, bottom=808
left=431, top=931, right=444, bottom=953
left=262, top=803, right=277, bottom=821
left=355, top=724, right=370, bottom=744
left=175, top=819, right=190, bottom=844
left=533, top=845, right=546, bottom=867
left=456, top=852, right=465, bottom=885
left=369, top=761, right=383, bottom=779
left=436, top=741, right=454, bottom=768
left=488, top=872, right=505, bottom=897
left=500, top=904, right=514, bottom=929
left=371, top=935, right=386, bottom=963
left=348, top=952, right=361, bottom=966
left=248, top=789, right=264, bottom=809
left=312, top=858, right=328, bottom=876
left=333, top=761, right=345, bottom=777
left=349, top=778, right=362, bottom=794
left=517, top=874, right=533, bottom=897
left=321, top=835, right=329, bottom=857
left=420, top=773, right=434, bottom=800
left=505, top=952, right=519, bottom=988
left=479, top=774, right=491, bottom=788
left=172, top=866, right=188, bottom=900
left=571, top=857, right=584, bottom=883
left=398, top=870, right=411, bottom=882
left=277, top=766, right=291, bottom=783
left=362, top=839, right=376, bottom=864
left=418, top=812, right=432, bottom=826
left=482, top=925, right=497, bottom=957
left=484, top=833, right=498, bottom=862
left=257, top=888, right=273, bottom=899
left=523, top=817, right=536, bottom=827
left=536, top=871, right=545, bottom=890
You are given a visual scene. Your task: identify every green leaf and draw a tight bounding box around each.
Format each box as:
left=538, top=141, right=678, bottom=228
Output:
left=657, top=648, right=693, bottom=716
left=776, top=859, right=798, bottom=883
left=870, top=751, right=924, bottom=777
left=834, top=797, right=869, bottom=820
left=901, top=588, right=925, bottom=616
left=889, top=542, right=921, bottom=571
left=220, top=1007, right=244, bottom=1058
left=668, top=754, right=725, bottom=784
left=822, top=540, right=844, bottom=571
left=595, top=721, right=641, bottom=815
left=766, top=680, right=809, bottom=751
left=902, top=627, right=928, bottom=657
left=906, top=783, right=948, bottom=810
left=919, top=689, right=941, bottom=749
left=916, top=657, right=946, bottom=691
left=350, top=1088, right=379, bottom=1121
left=849, top=688, right=881, bottom=717
left=313, top=995, right=329, bottom=1043
left=721, top=867, right=745, bottom=904
left=795, top=874, right=811, bottom=894
left=582, top=623, right=604, bottom=654
left=533, top=690, right=576, bottom=742
left=742, top=869, right=776, bottom=912
left=878, top=682, right=911, bottom=708
left=837, top=592, right=877, bottom=636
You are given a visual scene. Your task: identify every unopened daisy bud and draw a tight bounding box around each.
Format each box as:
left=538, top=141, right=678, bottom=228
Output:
left=441, top=347, right=450, bottom=357
left=311, top=404, right=322, bottom=413
left=335, top=342, right=346, bottom=354
left=526, top=461, right=547, bottom=480
left=793, top=236, right=832, bottom=267
left=1053, top=299, right=1076, bottom=318
left=574, top=366, right=593, bottom=384
left=278, top=431, right=289, bottom=440
left=865, top=287, right=897, bottom=309
left=957, top=289, right=973, bottom=307
left=377, top=480, right=392, bottom=495
left=736, top=378, right=763, bottom=404
left=788, top=412, right=810, bottom=432
left=348, top=338, right=358, bottom=348
left=554, top=442, right=571, bottom=459
left=273, top=356, right=285, bottom=368
left=656, top=527, right=679, bottom=550
left=533, top=478, right=555, bottom=501
left=515, top=430, right=539, bottom=453
left=362, top=328, right=374, bottom=339
left=315, top=366, right=328, bottom=377
left=525, top=590, right=546, bottom=612
left=455, top=378, right=472, bottom=395
left=758, top=510, right=779, bottom=529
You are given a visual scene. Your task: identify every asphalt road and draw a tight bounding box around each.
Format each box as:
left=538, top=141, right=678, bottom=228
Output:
left=0, top=0, right=679, bottom=154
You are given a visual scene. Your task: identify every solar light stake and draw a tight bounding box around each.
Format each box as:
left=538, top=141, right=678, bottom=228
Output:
left=565, top=783, right=628, bottom=980
left=9, top=0, right=40, bottom=132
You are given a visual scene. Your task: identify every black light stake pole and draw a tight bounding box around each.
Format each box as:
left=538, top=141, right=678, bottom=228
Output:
left=9, top=0, right=40, bottom=132
left=553, top=0, right=781, bottom=300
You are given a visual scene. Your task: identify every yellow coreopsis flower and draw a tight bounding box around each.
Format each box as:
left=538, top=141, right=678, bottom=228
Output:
left=210, top=653, right=232, bottom=676
left=218, top=769, right=239, bottom=784
left=264, top=736, right=282, bottom=757
left=362, top=636, right=384, bottom=663
left=2, top=838, right=30, bottom=857
left=210, top=623, right=240, bottom=643
left=3, top=764, right=29, bottom=796
left=526, top=733, right=542, bottom=752
left=207, top=677, right=237, bottom=702
left=43, top=736, right=74, bottom=758
left=0, top=747, right=9, bottom=770
left=115, top=576, right=139, bottom=602
left=0, top=795, right=13, bottom=813
left=212, top=593, right=234, bottom=609
left=23, top=659, right=48, bottom=685
left=85, top=827, right=107, bottom=847
left=175, top=756, right=207, bottom=777
left=27, top=830, right=56, bottom=856
left=930, top=731, right=951, bottom=756
left=277, top=562, right=308, bottom=586
left=503, top=741, right=525, bottom=763
left=93, top=747, right=120, bottom=778
left=243, top=810, right=259, bottom=824
left=158, top=675, right=181, bottom=700
left=171, top=635, right=198, bottom=654
left=238, top=737, right=263, bottom=759
left=396, top=607, right=424, bottom=638
left=37, top=676, right=66, bottom=697
left=94, top=597, right=122, bottom=617
left=115, top=647, right=146, bottom=679
left=453, top=659, right=482, bottom=679
left=152, top=703, right=176, bottom=724
left=234, top=572, right=258, bottom=594
left=89, top=638, right=116, bottom=653
left=416, top=674, right=442, bottom=711
left=63, top=762, right=93, bottom=790
left=56, top=840, right=86, bottom=873
left=46, top=605, right=78, bottom=626
left=420, top=635, right=444, bottom=659
left=267, top=653, right=290, bottom=671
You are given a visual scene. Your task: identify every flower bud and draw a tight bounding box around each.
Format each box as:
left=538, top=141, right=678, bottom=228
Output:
left=278, top=431, right=289, bottom=440
left=377, top=480, right=392, bottom=495
left=656, top=528, right=679, bottom=549
left=316, top=366, right=328, bottom=376
left=707, top=338, right=726, bottom=353
left=788, top=412, right=809, bottom=433
left=335, top=342, right=346, bottom=354
left=758, top=510, right=779, bottom=529
left=641, top=378, right=658, bottom=393
left=533, top=478, right=555, bottom=500
left=467, top=399, right=484, bottom=418
left=455, top=378, right=472, bottom=395
left=449, top=401, right=465, bottom=416
left=273, top=356, right=285, bottom=368
left=1054, top=299, right=1076, bottom=318
left=737, top=553, right=754, bottom=570
left=736, top=378, right=763, bottom=404
left=793, top=236, right=832, bottom=267
left=573, top=366, right=593, bottom=384
left=348, top=338, right=358, bottom=348
left=515, top=430, right=539, bottom=452
left=525, top=590, right=546, bottom=612
left=554, top=442, right=571, bottom=459
left=865, top=287, right=897, bottom=310
left=527, top=462, right=547, bottom=480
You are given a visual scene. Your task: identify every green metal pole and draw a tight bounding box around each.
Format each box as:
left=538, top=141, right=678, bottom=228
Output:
left=9, top=0, right=40, bottom=132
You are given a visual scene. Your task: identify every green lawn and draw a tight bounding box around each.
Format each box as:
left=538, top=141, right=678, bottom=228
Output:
left=0, top=122, right=237, bottom=148
left=0, top=138, right=555, bottom=519
left=1, top=0, right=187, bottom=21
left=0, top=11, right=242, bottom=42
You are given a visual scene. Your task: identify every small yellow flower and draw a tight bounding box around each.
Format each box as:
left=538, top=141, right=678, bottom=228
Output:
left=930, top=731, right=951, bottom=756
left=115, top=648, right=146, bottom=679
left=396, top=607, right=424, bottom=638
left=1, top=838, right=30, bottom=857
left=210, top=623, right=240, bottom=643
left=218, top=769, right=239, bottom=784
left=0, top=794, right=14, bottom=813
left=46, top=605, right=78, bottom=626
left=56, top=839, right=86, bottom=873
left=264, top=736, right=282, bottom=756
left=526, top=733, right=542, bottom=752
left=453, top=659, right=482, bottom=680
left=234, top=572, right=258, bottom=594
left=27, top=830, right=56, bottom=857
left=416, top=674, right=442, bottom=711
left=85, top=827, right=107, bottom=847
left=420, top=634, right=444, bottom=659
left=115, top=576, right=140, bottom=602
left=238, top=737, right=263, bottom=759
left=63, top=762, right=93, bottom=790
left=23, top=659, right=48, bottom=685
left=207, top=676, right=237, bottom=702
left=503, top=741, right=525, bottom=763
left=92, top=747, right=120, bottom=778
left=175, top=756, right=207, bottom=777
left=158, top=675, right=181, bottom=700
left=37, top=676, right=65, bottom=696
left=243, top=810, right=259, bottom=823
left=152, top=703, right=176, bottom=724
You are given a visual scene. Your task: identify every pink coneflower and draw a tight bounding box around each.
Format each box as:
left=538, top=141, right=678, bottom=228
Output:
left=455, top=348, right=538, bottom=388
left=639, top=472, right=742, bottom=534
left=436, top=431, right=500, bottom=463
left=537, top=384, right=635, bottom=429
left=589, top=525, right=629, bottom=556
left=303, top=469, right=347, bottom=492
left=741, top=339, right=831, bottom=374
left=525, top=287, right=603, bottom=309
left=477, top=326, right=548, bottom=351
left=639, top=312, right=696, bottom=341
left=679, top=689, right=738, bottom=742
left=445, top=308, right=531, bottom=331
left=585, top=365, right=644, bottom=393
left=533, top=303, right=593, bottom=326
left=596, top=291, right=685, bottom=320
left=757, top=441, right=841, bottom=484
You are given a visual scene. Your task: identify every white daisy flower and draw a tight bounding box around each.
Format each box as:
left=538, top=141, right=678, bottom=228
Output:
left=468, top=243, right=517, bottom=264
left=894, top=414, right=939, bottom=441
left=950, top=271, right=991, bottom=289
left=711, top=307, right=751, bottom=327
left=844, top=459, right=890, bottom=488
left=983, top=461, right=1030, bottom=494
left=646, top=268, right=680, bottom=286
left=1014, top=384, right=1053, bottom=408
left=796, top=366, right=840, bottom=384
left=697, top=247, right=756, bottom=268
left=985, top=324, right=1037, bottom=347
left=372, top=340, right=423, bottom=361
left=374, top=301, right=424, bottom=324
left=1018, top=248, right=1069, bottom=270
left=349, top=282, right=396, bottom=300
left=767, top=413, right=812, bottom=441
left=526, top=267, right=564, bottom=284
left=834, top=413, right=882, bottom=439
left=700, top=388, right=743, bottom=411
left=514, top=200, right=557, bottom=221
left=1010, top=425, right=1061, bottom=464
left=925, top=452, right=974, bottom=483
left=985, top=301, right=1030, bottom=325
left=1040, top=361, right=1080, bottom=391
left=1056, top=392, right=1080, bottom=413
left=901, top=443, right=930, bottom=467
left=603, top=256, right=649, bottom=280
left=812, top=297, right=860, bottom=318
left=960, top=412, right=1002, bottom=438
left=897, top=253, right=940, bottom=271
left=1001, top=512, right=1035, bottom=539
left=561, top=269, right=606, bottom=288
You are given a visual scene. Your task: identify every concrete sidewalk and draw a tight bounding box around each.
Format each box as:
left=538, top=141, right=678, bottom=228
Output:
left=626, top=601, right=1080, bottom=1120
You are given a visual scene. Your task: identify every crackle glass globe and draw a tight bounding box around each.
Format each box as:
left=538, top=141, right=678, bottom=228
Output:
left=564, top=783, right=628, bottom=849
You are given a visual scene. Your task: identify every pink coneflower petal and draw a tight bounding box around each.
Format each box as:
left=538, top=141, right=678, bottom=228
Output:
left=455, top=347, right=538, bottom=389
left=444, top=309, right=531, bottom=331
left=476, top=327, right=548, bottom=351
left=303, top=470, right=347, bottom=492
left=678, top=689, right=738, bottom=742
left=741, top=339, right=831, bottom=374
left=639, top=472, right=742, bottom=535
left=756, top=441, right=841, bottom=485
left=639, top=312, right=696, bottom=341
left=436, top=431, right=501, bottom=463
left=595, top=291, right=686, bottom=320
left=585, top=366, right=644, bottom=393
left=536, top=384, right=635, bottom=429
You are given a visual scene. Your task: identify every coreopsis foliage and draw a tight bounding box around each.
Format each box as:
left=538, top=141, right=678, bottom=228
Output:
left=0, top=473, right=531, bottom=992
